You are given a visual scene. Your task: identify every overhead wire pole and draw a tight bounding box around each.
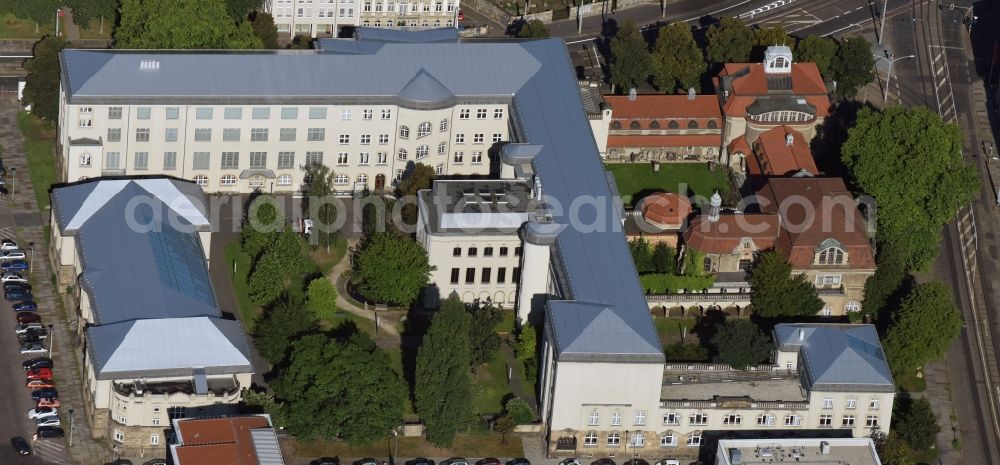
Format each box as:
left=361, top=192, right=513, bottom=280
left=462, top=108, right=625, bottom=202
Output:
left=878, top=0, right=888, bottom=44
left=873, top=53, right=916, bottom=102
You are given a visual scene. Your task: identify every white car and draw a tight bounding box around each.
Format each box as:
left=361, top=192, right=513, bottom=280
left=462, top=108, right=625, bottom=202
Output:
left=1, top=250, right=26, bottom=261
left=0, top=241, right=18, bottom=251
left=27, top=407, right=57, bottom=420
left=1, top=272, right=26, bottom=283
left=15, top=323, right=44, bottom=334
left=35, top=416, right=60, bottom=427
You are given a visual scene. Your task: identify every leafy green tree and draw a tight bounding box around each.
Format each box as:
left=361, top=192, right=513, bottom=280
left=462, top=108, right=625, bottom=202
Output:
left=504, top=397, right=535, bottom=424
left=514, top=324, right=537, bottom=361
left=248, top=227, right=305, bottom=305
left=650, top=23, right=703, bottom=93
left=22, top=35, right=68, bottom=124
left=609, top=20, right=651, bottom=92
left=5, top=0, right=60, bottom=31
left=629, top=237, right=655, bottom=274
left=494, top=414, right=516, bottom=444
left=273, top=329, right=406, bottom=446
left=711, top=319, right=772, bottom=369
left=862, top=242, right=908, bottom=324
left=240, top=388, right=289, bottom=427
left=515, top=19, right=549, bottom=38
left=753, top=25, right=791, bottom=47
left=252, top=297, right=319, bottom=363
left=841, top=106, right=978, bottom=270
left=748, top=250, right=824, bottom=318
left=397, top=163, right=435, bottom=226
left=831, top=36, right=875, bottom=99
left=884, top=281, right=963, bottom=376
left=415, top=296, right=474, bottom=446
left=892, top=396, right=939, bottom=452
left=652, top=242, right=676, bottom=274
left=224, top=0, right=263, bottom=20
left=872, top=429, right=916, bottom=465
left=289, top=33, right=312, bottom=49
left=795, top=35, right=837, bottom=77
left=248, top=11, right=279, bottom=48
left=706, top=16, right=753, bottom=64
left=303, top=164, right=339, bottom=249
left=306, top=278, right=339, bottom=321
left=467, top=299, right=504, bottom=366
left=242, top=195, right=282, bottom=260
left=354, top=232, right=432, bottom=305
left=115, top=0, right=263, bottom=49
left=65, top=0, right=117, bottom=32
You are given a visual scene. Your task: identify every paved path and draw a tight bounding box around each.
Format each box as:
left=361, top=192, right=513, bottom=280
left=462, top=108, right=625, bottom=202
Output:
left=60, top=8, right=80, bottom=41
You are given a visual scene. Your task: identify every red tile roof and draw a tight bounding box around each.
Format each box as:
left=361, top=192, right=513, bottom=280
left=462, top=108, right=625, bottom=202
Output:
left=756, top=177, right=875, bottom=269
left=607, top=134, right=723, bottom=148
left=641, top=192, right=692, bottom=227
left=715, top=63, right=830, bottom=117
left=750, top=126, right=818, bottom=176
left=683, top=214, right=781, bottom=254
left=173, top=416, right=272, bottom=465
left=604, top=94, right=722, bottom=119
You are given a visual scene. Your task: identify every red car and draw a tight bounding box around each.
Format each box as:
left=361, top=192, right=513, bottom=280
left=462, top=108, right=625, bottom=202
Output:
left=457, top=9, right=464, bottom=20
left=25, top=379, right=56, bottom=390
left=36, top=398, right=60, bottom=408
left=15, top=312, right=40, bottom=324
left=26, top=368, right=52, bottom=381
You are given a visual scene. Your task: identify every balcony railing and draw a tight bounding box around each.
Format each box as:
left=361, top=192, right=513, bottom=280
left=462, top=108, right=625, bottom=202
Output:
left=112, top=378, right=240, bottom=399
left=816, top=286, right=845, bottom=296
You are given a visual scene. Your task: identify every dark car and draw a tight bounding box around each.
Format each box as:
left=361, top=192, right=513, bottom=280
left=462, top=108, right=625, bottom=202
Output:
left=142, top=460, right=168, bottom=465
left=312, top=458, right=339, bottom=465
left=18, top=330, right=47, bottom=343
left=507, top=459, right=530, bottom=465
left=355, top=458, right=379, bottom=465
left=477, top=459, right=501, bottom=465
left=592, top=460, right=615, bottom=465
left=34, top=426, right=64, bottom=439
left=108, top=460, right=135, bottom=465
left=10, top=436, right=30, bottom=455
left=623, top=460, right=649, bottom=465
left=23, top=357, right=53, bottom=370
left=4, top=289, right=32, bottom=301
left=3, top=282, right=30, bottom=292
left=1, top=260, right=28, bottom=271
left=409, top=459, right=435, bottom=465
left=444, top=458, right=469, bottom=465
left=30, top=388, right=58, bottom=401
left=13, top=301, right=38, bottom=312
left=16, top=312, right=41, bottom=323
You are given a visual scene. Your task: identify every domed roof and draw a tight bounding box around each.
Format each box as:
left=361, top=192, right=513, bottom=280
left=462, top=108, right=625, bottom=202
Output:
left=640, top=192, right=691, bottom=228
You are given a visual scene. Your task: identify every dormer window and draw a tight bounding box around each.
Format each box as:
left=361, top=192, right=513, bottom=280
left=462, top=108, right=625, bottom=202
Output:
left=772, top=56, right=788, bottom=69
left=629, top=120, right=641, bottom=129
left=610, top=121, right=622, bottom=130
left=815, top=238, right=847, bottom=265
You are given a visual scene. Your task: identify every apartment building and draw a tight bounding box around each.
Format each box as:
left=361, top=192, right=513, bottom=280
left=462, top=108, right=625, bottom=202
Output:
left=58, top=30, right=506, bottom=195
left=50, top=178, right=253, bottom=456
left=266, top=0, right=459, bottom=36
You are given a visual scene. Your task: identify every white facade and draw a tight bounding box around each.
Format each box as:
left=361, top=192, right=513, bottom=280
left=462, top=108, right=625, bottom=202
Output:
left=266, top=0, right=459, bottom=36
left=58, top=98, right=508, bottom=194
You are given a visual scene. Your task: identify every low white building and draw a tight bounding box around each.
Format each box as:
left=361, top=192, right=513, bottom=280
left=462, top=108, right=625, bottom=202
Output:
left=715, top=437, right=882, bottom=465
left=50, top=178, right=254, bottom=457
left=265, top=0, right=459, bottom=37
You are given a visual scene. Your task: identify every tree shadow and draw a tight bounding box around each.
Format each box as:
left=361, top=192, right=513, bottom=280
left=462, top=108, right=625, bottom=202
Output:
left=810, top=100, right=875, bottom=180
left=692, top=308, right=727, bottom=357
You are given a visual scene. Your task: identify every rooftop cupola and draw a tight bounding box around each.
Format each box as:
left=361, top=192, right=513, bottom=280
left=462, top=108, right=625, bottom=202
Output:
left=764, top=45, right=793, bottom=74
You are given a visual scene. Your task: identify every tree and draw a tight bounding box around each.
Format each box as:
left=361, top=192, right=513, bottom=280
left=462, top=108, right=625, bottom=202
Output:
left=22, top=35, right=69, bottom=124
left=306, top=278, right=339, bottom=321
left=494, top=414, right=516, bottom=444
left=248, top=227, right=306, bottom=305
left=467, top=299, right=504, bottom=366
left=6, top=0, right=60, bottom=31
left=892, top=395, right=939, bottom=452
left=302, top=164, right=339, bottom=249
left=608, top=20, right=651, bottom=92
left=289, top=34, right=312, bottom=49
left=515, top=19, right=549, bottom=38
left=415, top=296, right=474, bottom=446
left=872, top=429, right=916, bottom=465
left=514, top=324, right=539, bottom=383
left=629, top=237, right=655, bottom=274
left=861, top=242, right=909, bottom=325
left=795, top=35, right=837, bottom=77
left=241, top=195, right=281, bottom=260
left=273, top=329, right=406, bottom=446
left=504, top=396, right=535, bottom=424
left=753, top=25, right=791, bottom=47
left=248, top=11, right=280, bottom=48
left=650, top=23, right=704, bottom=93
left=354, top=232, right=432, bottom=305
left=841, top=106, right=978, bottom=270
left=115, top=0, right=263, bottom=49
left=884, top=281, right=963, bottom=376
left=241, top=388, right=289, bottom=427
left=65, top=0, right=117, bottom=32
left=252, top=297, right=319, bottom=363
left=711, top=319, right=772, bottom=369
left=397, top=163, right=436, bottom=226
left=652, top=242, right=676, bottom=274
left=830, top=36, right=875, bottom=99
left=706, top=16, right=753, bottom=64
left=748, top=250, right=824, bottom=318
left=224, top=0, right=263, bottom=20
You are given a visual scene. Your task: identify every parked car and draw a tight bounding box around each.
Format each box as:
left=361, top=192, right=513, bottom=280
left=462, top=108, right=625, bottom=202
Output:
left=142, top=460, right=167, bottom=465
left=1, top=260, right=29, bottom=271
left=18, top=329, right=48, bottom=341
left=458, top=8, right=464, bottom=19
left=30, top=388, right=58, bottom=401
left=559, top=459, right=581, bottom=465
left=1, top=250, right=26, bottom=261
left=355, top=458, right=379, bottom=465
left=26, top=367, right=52, bottom=380
left=26, top=379, right=56, bottom=390
left=36, top=398, right=60, bottom=408
left=3, top=281, right=29, bottom=292
left=10, top=436, right=30, bottom=456
left=5, top=289, right=32, bottom=301
left=592, top=460, right=616, bottom=465
left=507, top=459, right=530, bottom=465
left=1, top=272, right=26, bottom=282
left=409, top=459, right=434, bottom=465
left=477, top=459, right=501, bottom=465
left=0, top=240, right=18, bottom=251
left=35, top=416, right=60, bottom=427
left=444, top=458, right=468, bottom=465
left=16, top=312, right=41, bottom=324
left=27, top=407, right=57, bottom=420
left=623, top=460, right=649, bottom=465
left=34, top=426, right=64, bottom=439
left=13, top=301, right=38, bottom=312
left=654, top=461, right=680, bottom=465
left=313, top=458, right=339, bottom=465
left=23, top=357, right=53, bottom=370
left=19, top=342, right=47, bottom=355
left=15, top=322, right=44, bottom=333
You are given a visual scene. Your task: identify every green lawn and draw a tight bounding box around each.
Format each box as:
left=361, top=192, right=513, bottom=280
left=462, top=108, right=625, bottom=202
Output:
left=75, top=18, right=112, bottom=39
left=655, top=317, right=698, bottom=346
left=473, top=349, right=513, bottom=415
left=16, top=112, right=57, bottom=211
left=606, top=163, right=733, bottom=205
left=224, top=241, right=258, bottom=330
left=0, top=14, right=46, bottom=39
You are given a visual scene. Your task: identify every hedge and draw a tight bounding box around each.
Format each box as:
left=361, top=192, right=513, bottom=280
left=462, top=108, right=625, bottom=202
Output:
left=639, top=274, right=715, bottom=294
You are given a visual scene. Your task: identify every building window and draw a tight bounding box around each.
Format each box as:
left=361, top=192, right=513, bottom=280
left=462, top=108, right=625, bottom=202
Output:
left=723, top=414, right=741, bottom=425
left=107, top=128, right=122, bottom=142
left=662, top=413, right=680, bottom=425
left=113, top=430, right=125, bottom=443
left=277, top=174, right=293, bottom=186
left=435, top=143, right=446, bottom=156
left=688, top=120, right=699, bottom=129
left=823, top=397, right=834, bottom=409
left=756, top=414, right=775, bottom=426
left=221, top=152, right=239, bottom=169
left=281, top=107, right=298, bottom=119
left=360, top=134, right=371, bottom=145
left=473, top=133, right=484, bottom=144
left=108, top=107, right=122, bottom=119
left=280, top=128, right=297, bottom=142
left=249, top=152, right=267, bottom=169
left=359, top=153, right=370, bottom=165
left=453, top=247, right=462, bottom=257
left=607, top=432, right=620, bottom=447
left=435, top=163, right=444, bottom=175
left=634, top=410, right=646, bottom=426
left=79, top=153, right=92, bottom=167
left=193, top=152, right=210, bottom=170
left=252, top=107, right=270, bottom=119
left=738, top=258, right=752, bottom=271
left=133, top=152, right=149, bottom=170
left=870, top=398, right=880, bottom=410
left=584, top=432, right=598, bottom=447
left=817, top=246, right=846, bottom=265
left=453, top=151, right=464, bottom=163
left=395, top=169, right=403, bottom=181
left=471, top=151, right=483, bottom=163
left=341, top=108, right=352, bottom=120
left=846, top=399, right=857, bottom=409
left=455, top=133, right=465, bottom=144
left=465, top=268, right=475, bottom=284
left=815, top=274, right=842, bottom=286
left=78, top=118, right=92, bottom=128
left=514, top=247, right=522, bottom=256
left=224, top=107, right=243, bottom=119
left=440, top=119, right=449, bottom=131
left=309, top=107, right=327, bottom=119
left=163, top=152, right=177, bottom=170
left=686, top=432, right=702, bottom=447
left=611, top=411, right=621, bottom=426
left=194, top=175, right=208, bottom=187
left=357, top=174, right=368, bottom=185
left=136, top=107, right=151, bottom=120
left=336, top=153, right=348, bottom=165
left=498, top=247, right=509, bottom=256
left=494, top=108, right=504, bottom=119
left=660, top=432, right=676, bottom=447
left=842, top=415, right=855, bottom=427
left=459, top=109, right=470, bottom=119
left=377, top=152, right=388, bottom=164
left=418, top=121, right=432, bottom=138
left=305, top=151, right=324, bottom=166
left=416, top=145, right=429, bottom=159
left=784, top=414, right=801, bottom=426
left=381, top=109, right=392, bottom=120
left=512, top=267, right=520, bottom=282
left=845, top=300, right=861, bottom=312
left=630, top=432, right=644, bottom=447
left=339, top=134, right=350, bottom=145
left=334, top=174, right=349, bottom=185
left=399, top=126, right=410, bottom=139
left=819, top=415, right=833, bottom=427
left=397, top=149, right=408, bottom=161
left=688, top=413, right=709, bottom=426
left=164, top=128, right=178, bottom=142
left=450, top=268, right=460, bottom=284
left=308, top=128, right=326, bottom=141
left=497, top=267, right=506, bottom=283
left=196, top=107, right=213, bottom=119
left=194, top=128, right=211, bottom=142
left=378, top=134, right=389, bottom=145
left=866, top=416, right=879, bottom=427
left=468, top=247, right=478, bottom=257
left=481, top=268, right=491, bottom=283
left=251, top=128, right=269, bottom=142
left=493, top=133, right=503, bottom=143
left=702, top=256, right=712, bottom=273
left=277, top=152, right=295, bottom=169
left=221, top=174, right=237, bottom=186
left=151, top=418, right=161, bottom=426
left=476, top=108, right=487, bottom=119
left=223, top=128, right=241, bottom=142
left=135, top=128, right=150, bottom=142
left=363, top=109, right=373, bottom=120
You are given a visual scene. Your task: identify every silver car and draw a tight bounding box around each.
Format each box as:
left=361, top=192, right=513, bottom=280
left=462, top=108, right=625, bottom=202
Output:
left=35, top=415, right=60, bottom=427
left=1, top=250, right=26, bottom=261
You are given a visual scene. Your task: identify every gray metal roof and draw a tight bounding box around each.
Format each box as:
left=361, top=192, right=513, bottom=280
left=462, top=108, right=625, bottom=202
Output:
left=51, top=178, right=217, bottom=325
left=774, top=324, right=894, bottom=392
left=59, top=30, right=663, bottom=363
left=250, top=427, right=287, bottom=465
left=85, top=317, right=253, bottom=380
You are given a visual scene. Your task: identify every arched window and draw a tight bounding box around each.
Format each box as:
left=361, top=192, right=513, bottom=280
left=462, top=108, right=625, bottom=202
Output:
left=399, top=125, right=410, bottom=139
left=220, top=174, right=237, bottom=186
left=702, top=256, right=712, bottom=273
left=668, top=120, right=679, bottom=129
left=707, top=120, right=718, bottom=129
left=649, top=121, right=660, bottom=129
left=334, top=174, right=349, bottom=185
left=439, top=119, right=449, bottom=131
left=193, top=175, right=208, bottom=187
left=772, top=56, right=789, bottom=68
left=357, top=174, right=368, bottom=184
left=629, top=120, right=641, bottom=129
left=417, top=121, right=432, bottom=137
left=610, top=121, right=622, bottom=130
left=416, top=145, right=429, bottom=158
left=817, top=247, right=845, bottom=265
left=845, top=301, right=861, bottom=313
left=397, top=148, right=408, bottom=160
left=276, top=174, right=292, bottom=186
left=438, top=142, right=447, bottom=155
left=687, top=120, right=699, bottom=129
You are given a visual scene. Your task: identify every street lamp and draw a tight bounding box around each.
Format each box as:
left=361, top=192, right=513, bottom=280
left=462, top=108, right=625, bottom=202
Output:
left=28, top=242, right=34, bottom=271
left=873, top=53, right=916, bottom=102
left=878, top=0, right=888, bottom=45
left=69, top=408, right=75, bottom=447
left=391, top=428, right=399, bottom=465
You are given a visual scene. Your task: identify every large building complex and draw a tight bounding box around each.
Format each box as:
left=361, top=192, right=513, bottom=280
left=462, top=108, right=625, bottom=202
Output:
left=714, top=437, right=883, bottom=465
left=50, top=178, right=253, bottom=456
left=265, top=0, right=459, bottom=37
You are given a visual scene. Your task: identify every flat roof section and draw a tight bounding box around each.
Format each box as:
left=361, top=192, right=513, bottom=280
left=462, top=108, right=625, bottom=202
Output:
left=716, top=438, right=882, bottom=465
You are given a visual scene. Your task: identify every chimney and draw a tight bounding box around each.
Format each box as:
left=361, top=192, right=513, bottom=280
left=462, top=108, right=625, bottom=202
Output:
left=628, top=88, right=637, bottom=101
left=785, top=132, right=794, bottom=146
left=687, top=87, right=696, bottom=100
left=798, top=328, right=805, bottom=341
